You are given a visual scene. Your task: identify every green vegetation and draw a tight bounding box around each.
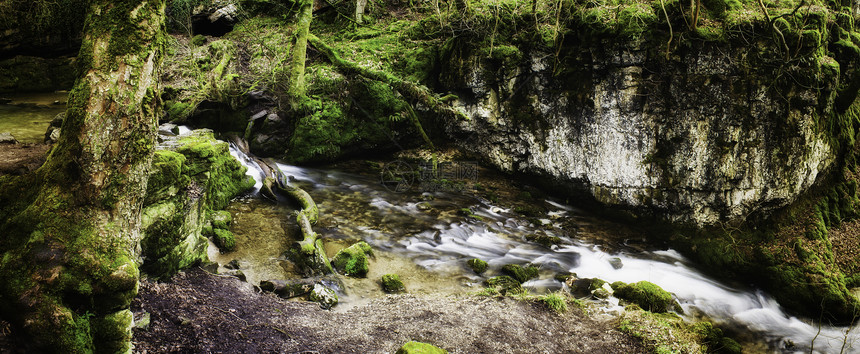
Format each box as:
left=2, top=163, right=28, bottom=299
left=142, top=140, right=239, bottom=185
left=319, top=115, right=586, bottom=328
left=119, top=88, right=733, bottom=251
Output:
left=539, top=292, right=569, bottom=314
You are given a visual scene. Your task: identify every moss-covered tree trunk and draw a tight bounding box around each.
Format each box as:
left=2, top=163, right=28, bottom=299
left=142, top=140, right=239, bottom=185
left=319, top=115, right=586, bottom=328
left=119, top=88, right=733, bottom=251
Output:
left=288, top=0, right=313, bottom=106
left=0, top=0, right=165, bottom=352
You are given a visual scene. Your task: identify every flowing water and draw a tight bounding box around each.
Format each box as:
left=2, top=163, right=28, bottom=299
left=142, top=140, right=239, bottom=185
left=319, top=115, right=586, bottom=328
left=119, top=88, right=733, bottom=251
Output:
left=0, top=92, right=67, bottom=143
left=217, top=141, right=859, bottom=353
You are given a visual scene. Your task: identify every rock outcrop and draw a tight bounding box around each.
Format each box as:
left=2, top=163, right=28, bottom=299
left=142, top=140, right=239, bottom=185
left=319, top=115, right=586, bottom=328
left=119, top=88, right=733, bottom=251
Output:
left=442, top=38, right=847, bottom=225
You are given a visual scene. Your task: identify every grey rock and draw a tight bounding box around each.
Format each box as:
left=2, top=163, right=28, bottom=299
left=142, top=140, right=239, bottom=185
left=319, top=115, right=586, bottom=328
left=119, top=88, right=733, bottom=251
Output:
left=0, top=132, right=17, bottom=144
left=309, top=284, right=338, bottom=310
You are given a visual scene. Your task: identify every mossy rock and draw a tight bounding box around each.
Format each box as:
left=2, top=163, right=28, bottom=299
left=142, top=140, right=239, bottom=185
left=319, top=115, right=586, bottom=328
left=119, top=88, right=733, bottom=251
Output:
left=381, top=273, right=406, bottom=293
left=210, top=210, right=232, bottom=229
left=467, top=258, right=488, bottom=274
left=613, top=281, right=681, bottom=313
left=691, top=322, right=742, bottom=354
left=525, top=233, right=562, bottom=247
left=331, top=241, right=373, bottom=277
left=569, top=277, right=607, bottom=297
left=308, top=284, right=338, bottom=310
left=501, top=264, right=539, bottom=283
left=213, top=228, right=236, bottom=252
left=485, top=275, right=525, bottom=295
left=395, top=341, right=447, bottom=354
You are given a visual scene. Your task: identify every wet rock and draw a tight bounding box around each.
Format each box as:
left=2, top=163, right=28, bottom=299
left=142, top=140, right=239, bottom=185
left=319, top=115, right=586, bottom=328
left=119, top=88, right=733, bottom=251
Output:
left=467, top=258, right=488, bottom=275
left=309, top=284, right=338, bottom=310
left=0, top=132, right=17, bottom=144
left=396, top=341, right=447, bottom=354
left=554, top=272, right=575, bottom=283
left=260, top=279, right=315, bottom=299
left=381, top=274, right=406, bottom=293
left=609, top=257, right=624, bottom=269
left=225, top=259, right=240, bottom=270
left=417, top=202, right=433, bottom=211
left=222, top=269, right=246, bottom=282
left=485, top=275, right=525, bottom=295
left=501, top=264, right=539, bottom=283
left=525, top=233, right=562, bottom=247
left=200, top=262, right=219, bottom=274
left=568, top=277, right=607, bottom=298
left=331, top=241, right=373, bottom=277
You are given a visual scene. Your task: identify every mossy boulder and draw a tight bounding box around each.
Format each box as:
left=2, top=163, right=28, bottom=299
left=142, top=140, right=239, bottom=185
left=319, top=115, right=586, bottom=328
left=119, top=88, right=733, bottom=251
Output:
left=381, top=274, right=406, bottom=293
left=467, top=258, right=488, bottom=274
left=395, top=341, right=447, bottom=354
left=692, top=322, right=742, bottom=354
left=210, top=210, right=232, bottom=229
left=501, top=264, right=539, bottom=283
left=485, top=275, right=525, bottom=295
left=331, top=241, right=373, bottom=277
left=213, top=228, right=236, bottom=252
left=613, top=281, right=681, bottom=313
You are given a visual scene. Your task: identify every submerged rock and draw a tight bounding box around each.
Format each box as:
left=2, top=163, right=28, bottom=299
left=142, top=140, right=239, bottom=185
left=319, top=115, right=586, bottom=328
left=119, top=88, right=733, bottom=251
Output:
left=309, top=284, right=338, bottom=310
left=331, top=241, right=373, bottom=277
left=395, top=341, right=447, bottom=354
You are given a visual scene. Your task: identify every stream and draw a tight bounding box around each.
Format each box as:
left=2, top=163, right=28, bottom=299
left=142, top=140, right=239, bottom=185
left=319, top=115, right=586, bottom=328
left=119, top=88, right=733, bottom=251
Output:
left=0, top=92, right=66, bottom=143
left=220, top=141, right=858, bottom=354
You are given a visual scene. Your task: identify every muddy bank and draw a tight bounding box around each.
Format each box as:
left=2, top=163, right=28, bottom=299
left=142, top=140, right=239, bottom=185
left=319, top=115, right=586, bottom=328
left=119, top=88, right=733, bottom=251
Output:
left=132, top=268, right=644, bottom=353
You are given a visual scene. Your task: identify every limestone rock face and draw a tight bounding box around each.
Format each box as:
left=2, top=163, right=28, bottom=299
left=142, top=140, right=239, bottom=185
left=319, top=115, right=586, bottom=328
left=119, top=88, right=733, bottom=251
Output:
left=442, top=40, right=838, bottom=225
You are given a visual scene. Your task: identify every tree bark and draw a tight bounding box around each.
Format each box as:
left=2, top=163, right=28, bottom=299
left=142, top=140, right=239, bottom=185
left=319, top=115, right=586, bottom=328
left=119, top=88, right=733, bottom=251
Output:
left=0, top=1, right=165, bottom=352
left=288, top=0, right=314, bottom=107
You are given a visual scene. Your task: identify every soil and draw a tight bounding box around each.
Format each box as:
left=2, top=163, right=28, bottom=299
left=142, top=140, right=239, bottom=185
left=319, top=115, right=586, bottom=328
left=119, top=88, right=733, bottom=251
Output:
left=0, top=143, right=49, bottom=176
left=131, top=268, right=646, bottom=353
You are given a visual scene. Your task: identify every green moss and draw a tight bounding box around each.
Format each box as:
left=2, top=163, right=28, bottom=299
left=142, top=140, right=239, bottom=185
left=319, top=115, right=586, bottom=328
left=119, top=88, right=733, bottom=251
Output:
left=467, top=258, right=488, bottom=274
left=691, top=322, right=742, bottom=354
left=613, top=281, right=681, bottom=313
left=395, top=341, right=447, bottom=354
left=381, top=273, right=406, bottom=293
left=619, top=308, right=705, bottom=353
left=485, top=275, right=525, bottom=295
left=213, top=228, right=236, bottom=252
left=331, top=241, right=373, bottom=277
left=525, top=233, right=562, bottom=247
left=501, top=264, right=539, bottom=283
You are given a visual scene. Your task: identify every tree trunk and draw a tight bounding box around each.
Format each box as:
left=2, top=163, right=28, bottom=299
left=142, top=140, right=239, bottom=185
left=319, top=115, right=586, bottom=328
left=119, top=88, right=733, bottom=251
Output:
left=288, top=0, right=314, bottom=107
left=0, top=1, right=165, bottom=352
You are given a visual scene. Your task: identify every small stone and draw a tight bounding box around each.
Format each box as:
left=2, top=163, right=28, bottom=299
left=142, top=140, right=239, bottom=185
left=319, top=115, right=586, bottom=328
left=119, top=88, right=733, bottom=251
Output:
left=223, top=269, right=246, bottom=282
left=309, top=284, right=338, bottom=310
left=417, top=202, right=432, bottom=211
left=200, top=262, right=219, bottom=274
left=395, top=341, right=447, bottom=354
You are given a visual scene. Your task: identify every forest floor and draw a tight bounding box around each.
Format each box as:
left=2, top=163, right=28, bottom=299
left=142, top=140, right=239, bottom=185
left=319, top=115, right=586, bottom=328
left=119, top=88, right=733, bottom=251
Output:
left=130, top=268, right=645, bottom=353
left=0, top=143, right=48, bottom=176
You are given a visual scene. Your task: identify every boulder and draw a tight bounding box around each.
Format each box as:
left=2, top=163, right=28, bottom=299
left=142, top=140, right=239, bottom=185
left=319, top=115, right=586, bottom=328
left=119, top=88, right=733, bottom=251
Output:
left=612, top=281, right=682, bottom=313
left=466, top=258, right=488, bottom=275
